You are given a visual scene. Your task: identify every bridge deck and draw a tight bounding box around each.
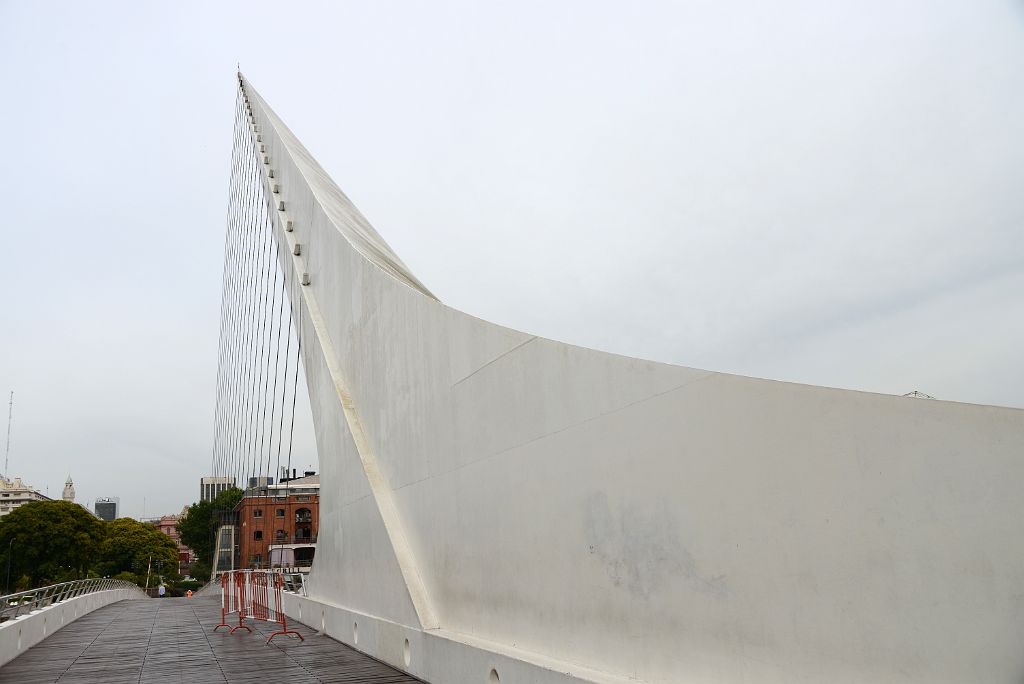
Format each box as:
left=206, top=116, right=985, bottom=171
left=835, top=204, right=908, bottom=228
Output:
left=0, top=595, right=422, bottom=684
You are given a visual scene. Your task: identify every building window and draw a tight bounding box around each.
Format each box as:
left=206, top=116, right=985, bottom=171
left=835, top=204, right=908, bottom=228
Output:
left=254, top=530, right=263, bottom=540
left=276, top=529, right=286, bottom=541
left=275, top=508, right=285, bottom=517
left=253, top=509, right=263, bottom=518
left=295, top=508, right=312, bottom=524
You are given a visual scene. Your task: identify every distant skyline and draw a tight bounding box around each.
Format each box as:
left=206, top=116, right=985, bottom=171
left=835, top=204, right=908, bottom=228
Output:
left=1, top=0, right=1021, bottom=517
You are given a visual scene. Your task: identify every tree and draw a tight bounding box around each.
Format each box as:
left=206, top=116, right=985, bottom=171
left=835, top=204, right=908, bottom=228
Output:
left=212, top=487, right=243, bottom=513
left=189, top=558, right=211, bottom=583
left=0, top=500, right=105, bottom=587
left=177, top=499, right=214, bottom=569
left=95, top=518, right=179, bottom=587
left=177, top=487, right=243, bottom=581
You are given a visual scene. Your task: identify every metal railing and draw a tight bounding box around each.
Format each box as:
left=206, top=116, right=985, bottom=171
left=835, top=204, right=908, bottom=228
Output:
left=271, top=533, right=317, bottom=544
left=0, top=578, right=145, bottom=623
left=210, top=570, right=308, bottom=596
left=281, top=572, right=307, bottom=596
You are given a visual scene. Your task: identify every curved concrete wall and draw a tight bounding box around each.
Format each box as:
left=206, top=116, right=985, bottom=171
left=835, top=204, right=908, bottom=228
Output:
left=241, top=75, right=1024, bottom=683
left=0, top=589, right=144, bottom=667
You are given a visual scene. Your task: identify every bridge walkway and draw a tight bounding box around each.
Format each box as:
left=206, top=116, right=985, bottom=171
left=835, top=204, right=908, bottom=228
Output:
left=0, top=595, right=422, bottom=684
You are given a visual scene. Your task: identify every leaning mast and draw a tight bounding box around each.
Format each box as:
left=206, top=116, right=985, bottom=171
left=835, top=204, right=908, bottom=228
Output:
left=3, top=391, right=12, bottom=480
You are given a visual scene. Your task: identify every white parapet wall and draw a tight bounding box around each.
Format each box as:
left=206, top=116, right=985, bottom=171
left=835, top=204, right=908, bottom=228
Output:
left=283, top=591, right=642, bottom=684
left=0, top=589, right=144, bottom=667
left=241, top=73, right=1024, bottom=683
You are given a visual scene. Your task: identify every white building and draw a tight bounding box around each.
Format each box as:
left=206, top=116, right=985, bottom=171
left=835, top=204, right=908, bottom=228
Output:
left=200, top=476, right=234, bottom=502
left=0, top=476, right=50, bottom=516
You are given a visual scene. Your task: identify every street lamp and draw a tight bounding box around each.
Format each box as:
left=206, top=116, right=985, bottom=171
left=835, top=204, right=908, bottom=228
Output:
left=5, top=537, right=16, bottom=595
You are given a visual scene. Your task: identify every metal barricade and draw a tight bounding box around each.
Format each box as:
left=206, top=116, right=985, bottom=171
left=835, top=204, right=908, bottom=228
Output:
left=213, top=570, right=243, bottom=632
left=213, top=570, right=303, bottom=643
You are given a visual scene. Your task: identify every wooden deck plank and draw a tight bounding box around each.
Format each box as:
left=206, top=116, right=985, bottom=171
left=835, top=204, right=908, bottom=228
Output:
left=0, top=596, right=423, bottom=684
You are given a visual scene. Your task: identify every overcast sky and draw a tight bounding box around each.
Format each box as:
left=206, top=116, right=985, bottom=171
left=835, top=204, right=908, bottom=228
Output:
left=1, top=1, right=1021, bottom=518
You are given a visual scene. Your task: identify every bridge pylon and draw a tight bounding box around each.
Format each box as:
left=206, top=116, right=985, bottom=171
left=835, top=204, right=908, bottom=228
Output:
left=213, top=73, right=1024, bottom=684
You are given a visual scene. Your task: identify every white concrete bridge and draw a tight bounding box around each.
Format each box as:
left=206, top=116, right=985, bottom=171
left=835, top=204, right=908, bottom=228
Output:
left=3, top=74, right=1023, bottom=683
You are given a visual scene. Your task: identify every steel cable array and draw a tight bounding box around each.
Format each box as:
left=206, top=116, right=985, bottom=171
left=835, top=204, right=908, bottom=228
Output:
left=210, top=85, right=305, bottom=533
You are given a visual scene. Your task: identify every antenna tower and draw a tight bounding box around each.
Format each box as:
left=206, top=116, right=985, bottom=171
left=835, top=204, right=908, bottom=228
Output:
left=3, top=391, right=11, bottom=480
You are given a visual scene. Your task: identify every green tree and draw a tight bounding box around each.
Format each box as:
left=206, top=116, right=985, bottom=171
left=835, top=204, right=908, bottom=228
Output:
left=177, top=486, right=243, bottom=581
left=0, top=500, right=106, bottom=588
left=177, top=499, right=214, bottom=568
left=212, top=487, right=243, bottom=513
left=95, top=518, right=179, bottom=587
left=189, top=558, right=211, bottom=583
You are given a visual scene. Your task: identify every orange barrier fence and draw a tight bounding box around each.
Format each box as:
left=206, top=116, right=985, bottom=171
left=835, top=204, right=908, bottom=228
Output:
left=213, top=570, right=304, bottom=643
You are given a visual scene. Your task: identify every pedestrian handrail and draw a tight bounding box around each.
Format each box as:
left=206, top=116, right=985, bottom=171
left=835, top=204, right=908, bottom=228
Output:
left=213, top=569, right=304, bottom=643
left=0, top=578, right=145, bottom=623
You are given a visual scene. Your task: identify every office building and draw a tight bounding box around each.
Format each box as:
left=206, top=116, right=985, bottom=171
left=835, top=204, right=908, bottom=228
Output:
left=94, top=497, right=119, bottom=521
left=200, top=476, right=235, bottom=502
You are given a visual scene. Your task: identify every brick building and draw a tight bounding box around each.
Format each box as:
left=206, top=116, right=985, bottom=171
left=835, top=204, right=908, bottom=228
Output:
left=235, top=473, right=319, bottom=569
left=153, top=509, right=194, bottom=571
